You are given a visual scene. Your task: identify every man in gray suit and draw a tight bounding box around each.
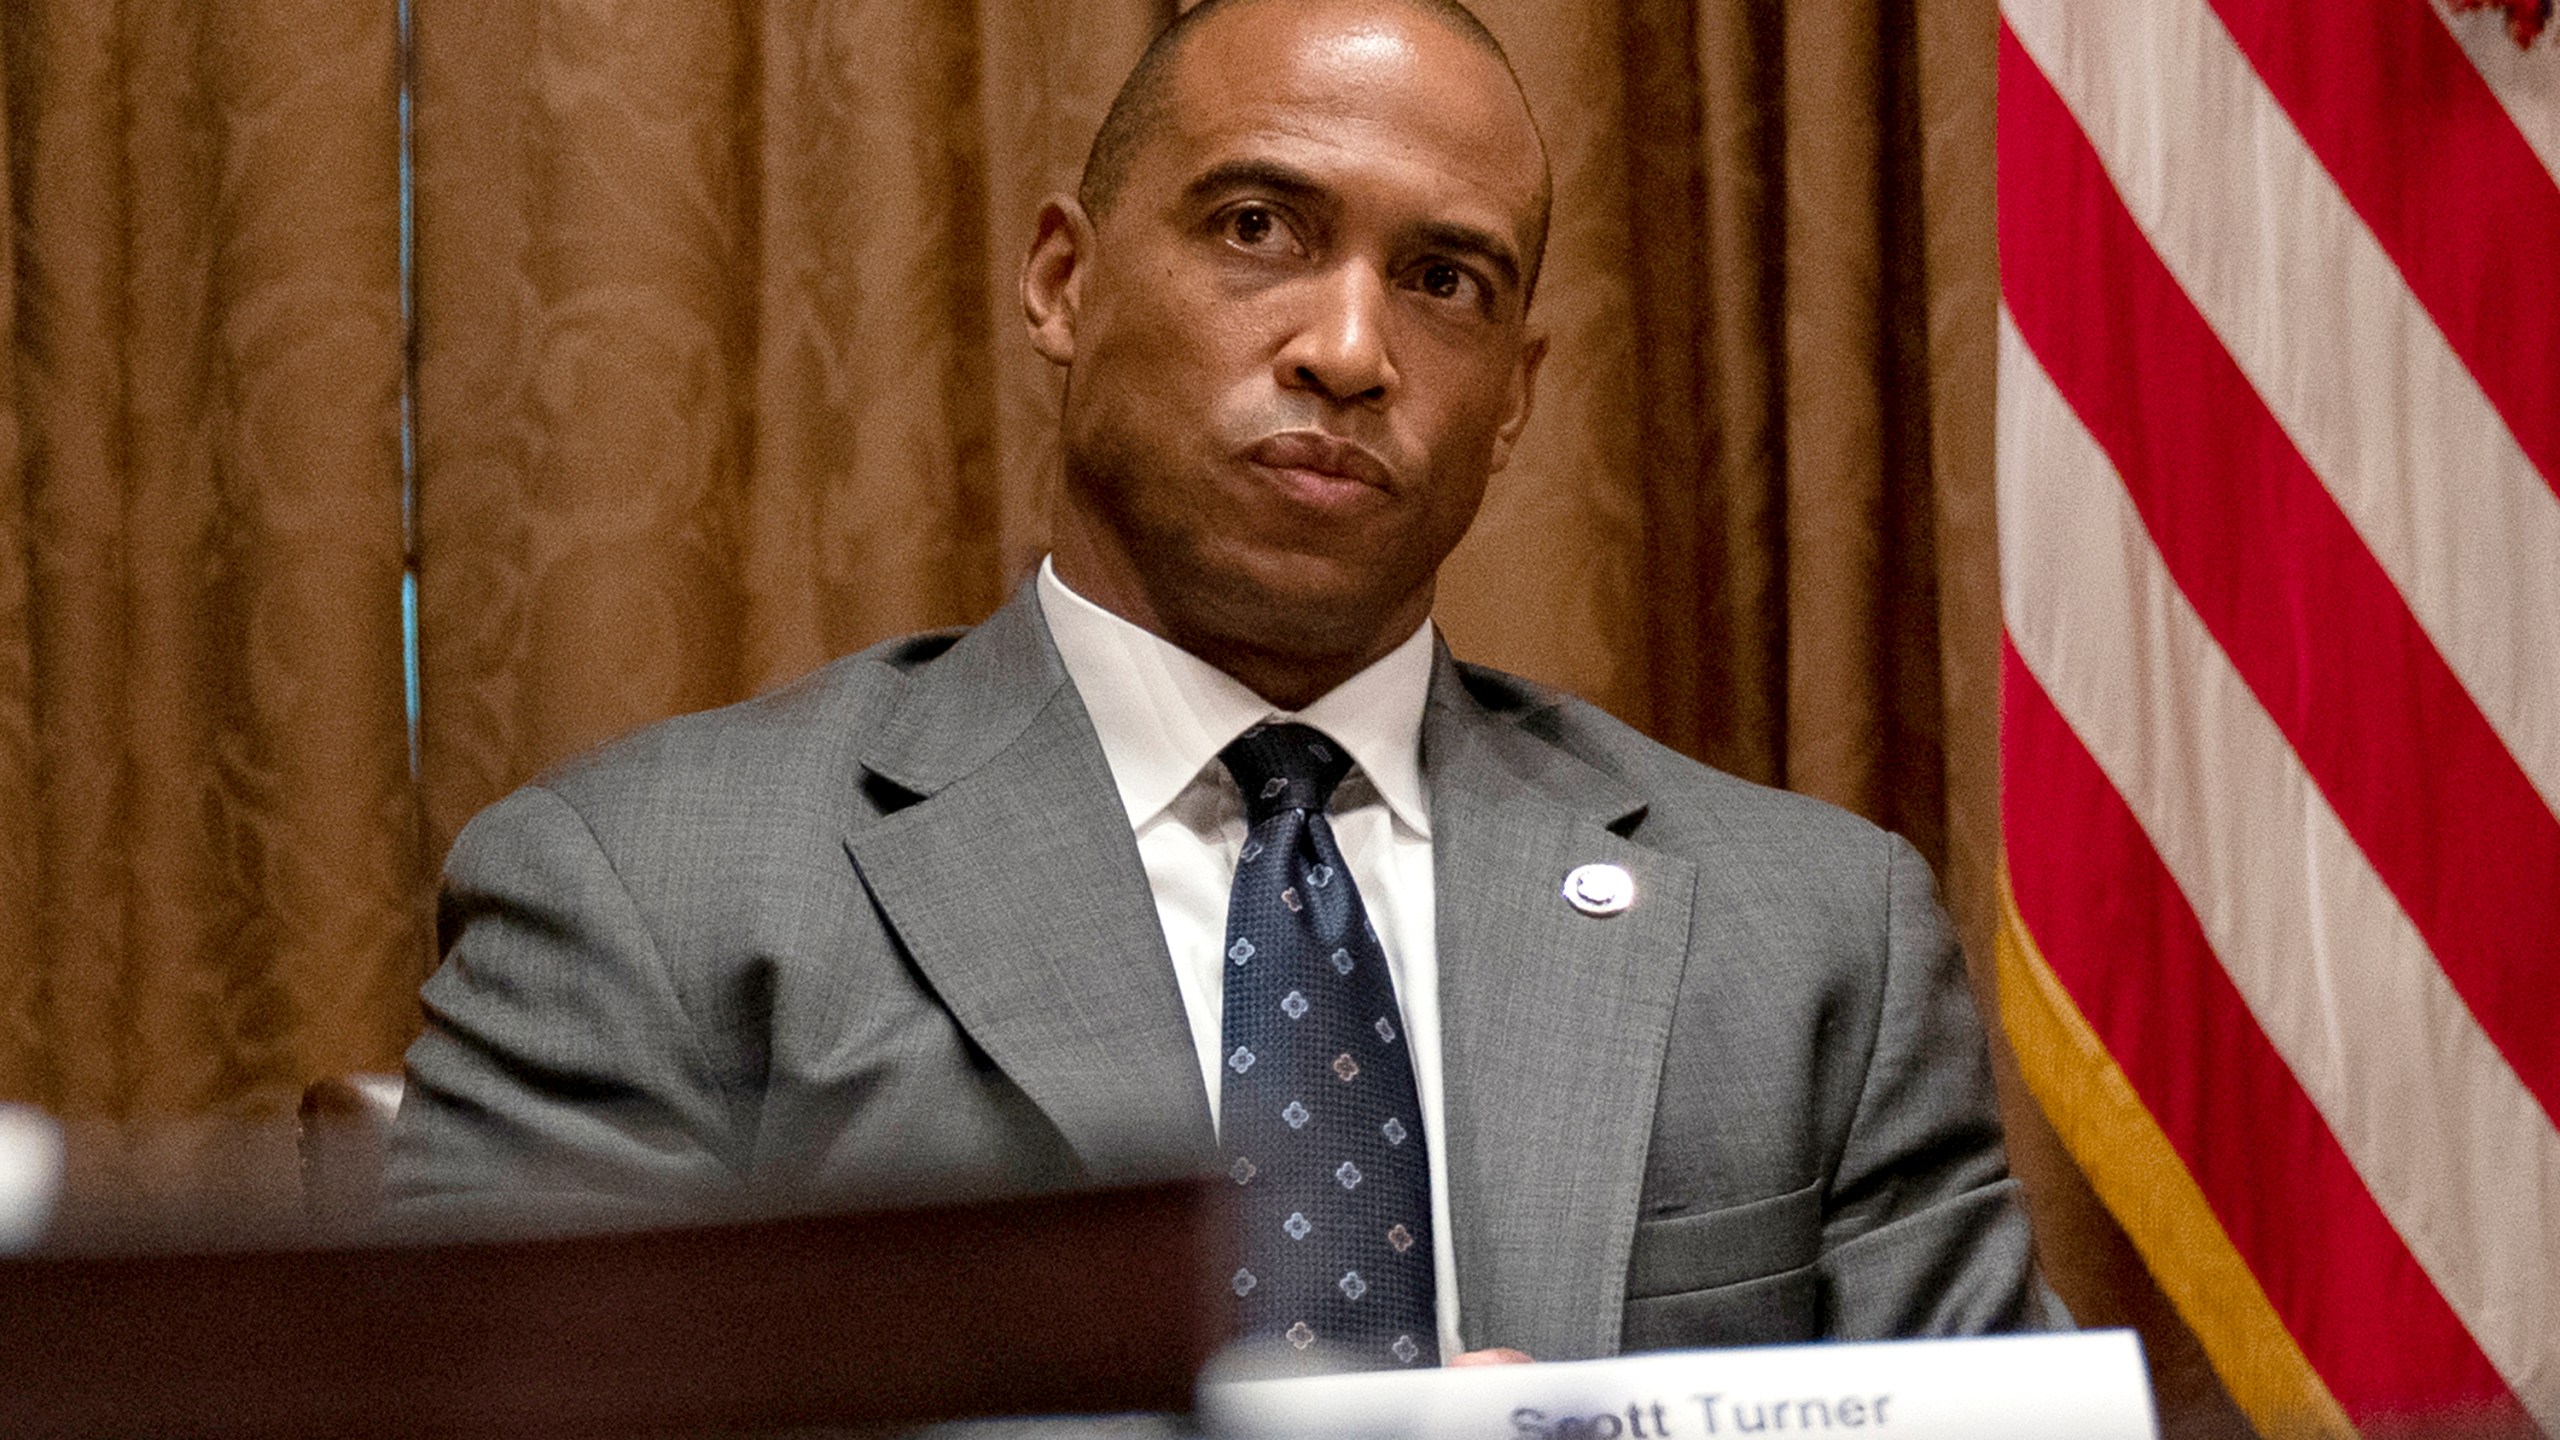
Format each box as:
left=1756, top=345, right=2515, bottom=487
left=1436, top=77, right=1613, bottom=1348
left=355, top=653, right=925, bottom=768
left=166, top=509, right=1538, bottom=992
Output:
left=390, top=0, right=2053, bottom=1364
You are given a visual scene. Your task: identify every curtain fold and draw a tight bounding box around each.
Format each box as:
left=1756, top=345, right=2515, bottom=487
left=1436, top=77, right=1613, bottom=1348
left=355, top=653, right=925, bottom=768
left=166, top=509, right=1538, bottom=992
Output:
left=0, top=0, right=422, bottom=1120
left=410, top=0, right=1170, bottom=858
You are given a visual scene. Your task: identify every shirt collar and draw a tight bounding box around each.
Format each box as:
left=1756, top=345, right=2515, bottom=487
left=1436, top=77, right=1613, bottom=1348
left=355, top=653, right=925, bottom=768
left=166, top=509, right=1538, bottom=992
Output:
left=1037, top=556, right=1433, bottom=838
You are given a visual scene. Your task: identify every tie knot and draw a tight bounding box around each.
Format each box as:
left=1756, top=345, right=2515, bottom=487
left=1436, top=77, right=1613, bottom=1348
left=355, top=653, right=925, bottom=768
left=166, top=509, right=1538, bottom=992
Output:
left=1219, top=723, right=1355, bottom=821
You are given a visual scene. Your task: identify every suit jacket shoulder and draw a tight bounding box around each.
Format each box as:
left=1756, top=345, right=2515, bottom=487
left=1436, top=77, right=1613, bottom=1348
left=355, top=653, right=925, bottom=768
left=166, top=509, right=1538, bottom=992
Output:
left=531, top=625, right=964, bottom=838
left=393, top=593, right=1206, bottom=1227
left=1443, top=659, right=1889, bottom=850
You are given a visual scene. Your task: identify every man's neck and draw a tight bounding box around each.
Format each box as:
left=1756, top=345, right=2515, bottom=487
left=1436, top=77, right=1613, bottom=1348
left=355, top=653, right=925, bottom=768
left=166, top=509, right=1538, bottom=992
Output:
left=1048, top=541, right=1428, bottom=712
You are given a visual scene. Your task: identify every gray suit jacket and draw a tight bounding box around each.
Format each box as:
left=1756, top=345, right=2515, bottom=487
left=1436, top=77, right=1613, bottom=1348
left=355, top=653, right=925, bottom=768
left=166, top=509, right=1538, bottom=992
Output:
left=389, top=583, right=2051, bottom=1358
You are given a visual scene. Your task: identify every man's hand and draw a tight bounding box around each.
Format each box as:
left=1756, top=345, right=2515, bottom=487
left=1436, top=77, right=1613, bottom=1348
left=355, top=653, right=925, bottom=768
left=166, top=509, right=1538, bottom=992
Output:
left=1447, top=1349, right=1535, bottom=1366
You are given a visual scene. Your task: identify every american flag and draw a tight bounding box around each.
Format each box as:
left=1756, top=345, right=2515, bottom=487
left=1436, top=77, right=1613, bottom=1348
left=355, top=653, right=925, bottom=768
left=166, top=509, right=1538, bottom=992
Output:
left=1995, top=0, right=2558, bottom=1432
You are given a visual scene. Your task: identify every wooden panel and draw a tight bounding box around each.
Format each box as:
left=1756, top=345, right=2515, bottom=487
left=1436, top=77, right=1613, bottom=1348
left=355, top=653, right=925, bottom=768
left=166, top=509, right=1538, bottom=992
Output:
left=0, top=1180, right=1222, bottom=1438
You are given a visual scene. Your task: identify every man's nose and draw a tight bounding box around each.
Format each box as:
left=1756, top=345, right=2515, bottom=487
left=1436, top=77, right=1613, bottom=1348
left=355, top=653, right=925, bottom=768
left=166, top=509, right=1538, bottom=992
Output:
left=1277, top=265, right=1396, bottom=405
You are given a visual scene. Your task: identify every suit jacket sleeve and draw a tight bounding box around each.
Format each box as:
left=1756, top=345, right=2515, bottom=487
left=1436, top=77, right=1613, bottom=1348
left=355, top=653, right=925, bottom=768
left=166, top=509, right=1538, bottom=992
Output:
left=386, top=782, right=745, bottom=1229
left=1816, top=834, right=2063, bottom=1336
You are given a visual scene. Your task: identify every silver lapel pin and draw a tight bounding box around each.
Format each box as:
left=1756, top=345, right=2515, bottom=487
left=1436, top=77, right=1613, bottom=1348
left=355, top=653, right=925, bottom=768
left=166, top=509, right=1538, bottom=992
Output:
left=1561, top=863, right=1634, bottom=917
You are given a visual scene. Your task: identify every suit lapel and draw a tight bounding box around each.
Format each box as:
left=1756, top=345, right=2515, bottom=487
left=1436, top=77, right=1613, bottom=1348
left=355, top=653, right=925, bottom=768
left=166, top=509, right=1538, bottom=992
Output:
left=842, top=586, right=1218, bottom=1184
left=839, top=597, right=1697, bottom=1348
left=1427, top=658, right=1697, bottom=1360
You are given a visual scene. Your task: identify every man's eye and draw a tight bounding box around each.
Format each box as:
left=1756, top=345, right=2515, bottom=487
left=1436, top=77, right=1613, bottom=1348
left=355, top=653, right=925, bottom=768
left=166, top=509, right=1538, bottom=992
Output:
left=1224, top=204, right=1291, bottom=251
left=1415, top=260, right=1483, bottom=306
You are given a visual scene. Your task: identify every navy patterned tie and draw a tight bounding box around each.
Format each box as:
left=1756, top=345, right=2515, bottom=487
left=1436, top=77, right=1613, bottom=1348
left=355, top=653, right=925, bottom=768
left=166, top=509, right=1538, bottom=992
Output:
left=1216, top=723, right=1438, bottom=1369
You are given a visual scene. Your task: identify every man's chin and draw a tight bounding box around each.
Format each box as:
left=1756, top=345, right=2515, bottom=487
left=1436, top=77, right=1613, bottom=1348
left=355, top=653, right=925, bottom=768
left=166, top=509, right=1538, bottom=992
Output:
left=1181, top=556, right=1427, bottom=659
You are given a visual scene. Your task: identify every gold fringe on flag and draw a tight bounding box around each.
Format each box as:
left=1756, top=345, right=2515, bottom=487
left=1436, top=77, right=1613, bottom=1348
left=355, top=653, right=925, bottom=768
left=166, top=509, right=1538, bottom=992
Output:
left=1996, top=866, right=2355, bottom=1440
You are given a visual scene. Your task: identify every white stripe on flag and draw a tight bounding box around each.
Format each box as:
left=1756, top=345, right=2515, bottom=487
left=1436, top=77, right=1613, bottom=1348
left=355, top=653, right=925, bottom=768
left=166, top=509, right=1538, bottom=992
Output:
left=2432, top=0, right=2560, bottom=184
left=2003, top=0, right=2560, bottom=820
left=1998, top=309, right=2560, bottom=1421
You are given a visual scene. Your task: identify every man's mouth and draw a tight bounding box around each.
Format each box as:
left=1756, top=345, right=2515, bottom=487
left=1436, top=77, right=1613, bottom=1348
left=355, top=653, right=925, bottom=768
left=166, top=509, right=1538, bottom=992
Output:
left=1242, top=431, right=1396, bottom=496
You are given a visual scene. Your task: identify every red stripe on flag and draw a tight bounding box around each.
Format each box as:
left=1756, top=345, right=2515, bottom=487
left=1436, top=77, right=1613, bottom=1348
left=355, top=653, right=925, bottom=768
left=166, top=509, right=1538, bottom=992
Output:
left=2003, top=644, right=2522, bottom=1420
left=1999, top=25, right=2560, bottom=1128
left=2209, top=0, right=2560, bottom=499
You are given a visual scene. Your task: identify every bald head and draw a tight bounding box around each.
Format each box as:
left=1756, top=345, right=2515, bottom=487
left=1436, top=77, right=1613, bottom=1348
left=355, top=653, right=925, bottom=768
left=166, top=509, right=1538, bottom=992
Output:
left=1078, top=0, right=1551, bottom=291
left=1021, top=0, right=1553, bottom=703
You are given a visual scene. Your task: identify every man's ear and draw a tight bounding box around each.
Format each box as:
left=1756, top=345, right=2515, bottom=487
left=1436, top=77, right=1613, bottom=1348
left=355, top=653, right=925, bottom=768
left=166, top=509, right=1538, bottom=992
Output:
left=1486, top=327, right=1548, bottom=474
left=1022, top=196, right=1094, bottom=366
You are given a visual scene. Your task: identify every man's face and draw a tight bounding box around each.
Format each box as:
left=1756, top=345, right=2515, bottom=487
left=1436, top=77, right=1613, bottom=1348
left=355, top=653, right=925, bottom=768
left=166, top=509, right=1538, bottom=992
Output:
left=1029, top=0, right=1548, bottom=683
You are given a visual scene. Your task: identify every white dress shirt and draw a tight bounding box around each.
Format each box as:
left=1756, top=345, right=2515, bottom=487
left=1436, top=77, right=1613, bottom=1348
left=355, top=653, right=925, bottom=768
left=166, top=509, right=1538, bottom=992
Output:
left=1037, top=558, right=1465, bottom=1360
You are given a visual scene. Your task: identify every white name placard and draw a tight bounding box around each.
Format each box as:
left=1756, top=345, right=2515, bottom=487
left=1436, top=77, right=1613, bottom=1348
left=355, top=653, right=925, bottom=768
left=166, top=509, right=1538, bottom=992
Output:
left=0, top=1104, right=60, bottom=1253
left=1203, top=1331, right=2158, bottom=1440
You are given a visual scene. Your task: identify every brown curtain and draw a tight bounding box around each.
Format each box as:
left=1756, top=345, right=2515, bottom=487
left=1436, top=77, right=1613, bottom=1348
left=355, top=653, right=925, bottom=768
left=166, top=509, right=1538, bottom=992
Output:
left=408, top=0, right=1164, bottom=852
left=0, top=0, right=424, bottom=1125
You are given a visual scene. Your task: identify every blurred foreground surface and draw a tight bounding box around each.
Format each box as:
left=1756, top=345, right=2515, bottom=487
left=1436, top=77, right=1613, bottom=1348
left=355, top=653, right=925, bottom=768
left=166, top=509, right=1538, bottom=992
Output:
left=0, top=1109, right=1222, bottom=1440
left=0, top=1110, right=2540, bottom=1440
